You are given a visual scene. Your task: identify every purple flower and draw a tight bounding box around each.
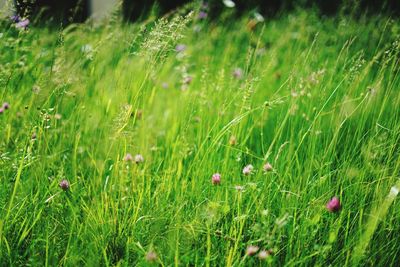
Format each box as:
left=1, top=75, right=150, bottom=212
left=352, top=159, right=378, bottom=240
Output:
left=242, top=164, right=254, bottom=176
left=134, top=154, right=144, bottom=164
left=16, top=19, right=30, bottom=30
left=233, top=68, right=243, bottom=79
left=175, top=44, right=186, bottom=53
left=212, top=173, right=221, bottom=185
left=326, top=196, right=341, bottom=212
left=2, top=102, right=9, bottom=110
left=10, top=15, right=20, bottom=23
left=59, top=179, right=70, bottom=191
left=263, top=162, right=273, bottom=172
left=198, top=11, right=208, bottom=20
left=246, top=245, right=259, bottom=256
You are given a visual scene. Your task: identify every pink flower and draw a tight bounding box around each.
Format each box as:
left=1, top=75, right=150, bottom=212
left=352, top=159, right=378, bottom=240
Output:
left=326, top=196, right=341, bottom=212
left=212, top=173, right=221, bottom=185
left=263, top=162, right=273, bottom=172
left=0, top=108, right=4, bottom=114
left=2, top=102, right=9, bottom=110
left=145, top=251, right=157, bottom=262
left=257, top=250, right=269, bottom=260
left=124, top=153, right=133, bottom=162
left=246, top=245, right=259, bottom=256
left=242, top=164, right=254, bottom=175
left=233, top=68, right=243, bottom=79
left=59, top=179, right=70, bottom=191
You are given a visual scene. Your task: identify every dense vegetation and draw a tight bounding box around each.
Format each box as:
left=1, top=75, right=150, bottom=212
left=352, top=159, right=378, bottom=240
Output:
left=0, top=5, right=399, bottom=266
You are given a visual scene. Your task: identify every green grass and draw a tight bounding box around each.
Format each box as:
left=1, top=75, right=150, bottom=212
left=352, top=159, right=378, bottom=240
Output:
left=0, top=7, right=400, bottom=266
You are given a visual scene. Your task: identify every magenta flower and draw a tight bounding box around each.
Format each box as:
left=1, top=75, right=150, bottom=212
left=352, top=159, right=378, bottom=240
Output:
left=263, top=162, right=273, bottom=172
left=212, top=173, right=221, bottom=185
left=134, top=154, right=144, bottom=164
left=59, top=179, right=70, bottom=191
left=242, top=164, right=254, bottom=175
left=16, top=19, right=29, bottom=29
left=326, top=196, right=341, bottom=212
left=246, top=245, right=259, bottom=256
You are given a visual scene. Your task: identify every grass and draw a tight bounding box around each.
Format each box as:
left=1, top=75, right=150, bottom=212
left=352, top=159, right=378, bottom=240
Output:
left=0, top=5, right=400, bottom=266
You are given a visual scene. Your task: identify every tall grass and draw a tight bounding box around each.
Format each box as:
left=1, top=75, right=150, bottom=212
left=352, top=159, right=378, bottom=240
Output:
left=0, top=6, right=399, bottom=266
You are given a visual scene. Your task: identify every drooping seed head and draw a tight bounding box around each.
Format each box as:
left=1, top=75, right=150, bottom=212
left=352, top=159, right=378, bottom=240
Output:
left=134, top=154, right=144, bottom=164
left=263, top=162, right=273, bottom=172
left=229, top=135, right=237, bottom=146
left=59, top=179, right=70, bottom=191
left=326, top=196, right=341, bottom=212
left=242, top=164, right=254, bottom=175
left=246, top=245, right=259, bottom=256
left=212, top=173, right=221, bottom=185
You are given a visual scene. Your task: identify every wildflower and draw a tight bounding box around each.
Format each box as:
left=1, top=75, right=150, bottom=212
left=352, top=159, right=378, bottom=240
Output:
left=16, top=19, right=29, bottom=30
left=198, top=11, right=208, bottom=20
left=175, top=44, right=186, bottom=53
left=246, top=245, right=259, bottom=256
left=59, top=179, right=70, bottom=191
left=0, top=108, right=4, bottom=114
left=2, top=102, right=9, bottom=110
left=234, top=185, right=244, bottom=192
left=134, top=154, right=144, bottom=164
left=233, top=68, right=243, bottom=79
left=242, top=164, right=254, bottom=175
left=145, top=251, right=158, bottom=263
left=183, top=75, right=193, bottom=85
left=124, top=153, right=133, bottom=162
left=10, top=15, right=20, bottom=23
left=263, top=162, right=273, bottom=172
left=258, top=250, right=269, bottom=260
left=326, top=196, right=341, bottom=212
left=212, top=173, right=221, bottom=185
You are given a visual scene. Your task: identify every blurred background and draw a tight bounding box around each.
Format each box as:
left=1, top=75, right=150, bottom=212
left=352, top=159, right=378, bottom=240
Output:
left=1, top=0, right=399, bottom=24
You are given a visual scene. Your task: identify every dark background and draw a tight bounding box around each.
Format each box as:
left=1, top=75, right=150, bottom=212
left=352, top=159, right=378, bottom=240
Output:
left=15, top=0, right=400, bottom=24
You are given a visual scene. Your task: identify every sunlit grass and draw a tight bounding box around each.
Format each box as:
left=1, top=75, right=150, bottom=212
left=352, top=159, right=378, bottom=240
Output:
left=0, top=7, right=399, bottom=266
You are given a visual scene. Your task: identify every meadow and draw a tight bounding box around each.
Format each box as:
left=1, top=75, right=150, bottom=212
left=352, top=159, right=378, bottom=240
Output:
left=0, top=4, right=400, bottom=266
